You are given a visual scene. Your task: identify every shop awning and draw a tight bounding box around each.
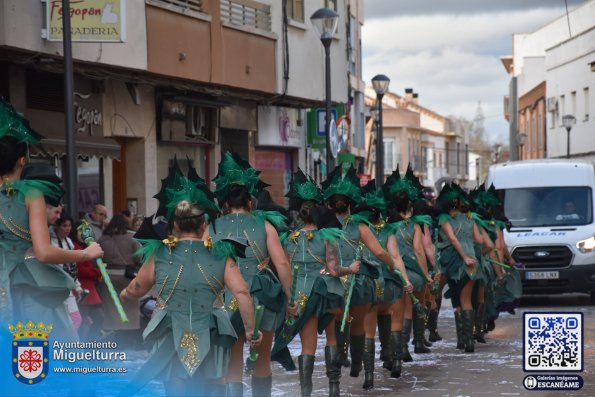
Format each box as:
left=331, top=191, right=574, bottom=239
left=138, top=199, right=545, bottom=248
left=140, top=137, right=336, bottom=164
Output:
left=31, top=137, right=121, bottom=160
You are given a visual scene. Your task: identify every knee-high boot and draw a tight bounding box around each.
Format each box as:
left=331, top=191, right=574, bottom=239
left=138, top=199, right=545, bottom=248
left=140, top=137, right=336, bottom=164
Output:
left=401, top=319, right=413, bottom=362
left=474, top=303, right=486, bottom=343
left=325, top=345, right=341, bottom=397
left=454, top=310, right=464, bottom=350
left=462, top=310, right=475, bottom=353
left=428, top=297, right=443, bottom=341
left=349, top=334, right=365, bottom=377
left=226, top=382, right=244, bottom=397
left=377, top=314, right=391, bottom=363
left=413, top=312, right=431, bottom=354
left=362, top=338, right=375, bottom=389
left=298, top=355, right=315, bottom=397
left=334, top=320, right=351, bottom=368
left=389, top=331, right=403, bottom=378
left=251, top=375, right=272, bottom=397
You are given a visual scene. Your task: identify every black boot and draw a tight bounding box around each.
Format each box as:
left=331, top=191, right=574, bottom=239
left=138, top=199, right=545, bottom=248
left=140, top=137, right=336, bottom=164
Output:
left=325, top=346, right=341, bottom=397
left=454, top=310, right=464, bottom=350
left=389, top=331, right=403, bottom=378
left=226, top=382, right=244, bottom=397
left=362, top=338, right=375, bottom=389
left=251, top=375, right=272, bottom=397
left=413, top=313, right=431, bottom=354
left=401, top=319, right=413, bottom=362
left=377, top=314, right=391, bottom=363
left=427, top=309, right=442, bottom=342
left=298, top=355, right=315, bottom=397
left=474, top=303, right=486, bottom=343
left=334, top=320, right=351, bottom=368
left=462, top=310, right=475, bottom=353
left=349, top=334, right=365, bottom=377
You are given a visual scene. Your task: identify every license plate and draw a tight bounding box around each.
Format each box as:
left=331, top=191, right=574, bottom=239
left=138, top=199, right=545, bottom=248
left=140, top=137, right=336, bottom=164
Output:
left=525, top=271, right=559, bottom=280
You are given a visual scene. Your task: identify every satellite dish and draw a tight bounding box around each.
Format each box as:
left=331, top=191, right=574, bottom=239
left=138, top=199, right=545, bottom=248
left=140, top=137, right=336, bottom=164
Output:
left=329, top=116, right=339, bottom=158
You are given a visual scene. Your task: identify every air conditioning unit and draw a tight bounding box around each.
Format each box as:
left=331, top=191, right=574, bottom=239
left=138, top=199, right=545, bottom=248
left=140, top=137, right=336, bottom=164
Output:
left=547, top=97, right=558, bottom=113
left=186, top=105, right=205, bottom=137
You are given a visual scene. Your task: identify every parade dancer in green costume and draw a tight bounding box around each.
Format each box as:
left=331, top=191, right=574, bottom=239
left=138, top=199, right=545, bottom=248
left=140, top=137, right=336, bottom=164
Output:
left=271, top=169, right=360, bottom=397
left=435, top=183, right=484, bottom=353
left=0, top=98, right=103, bottom=339
left=120, top=168, right=261, bottom=397
left=384, top=167, right=434, bottom=360
left=358, top=180, right=413, bottom=387
left=209, top=152, right=294, bottom=397
left=321, top=166, right=394, bottom=381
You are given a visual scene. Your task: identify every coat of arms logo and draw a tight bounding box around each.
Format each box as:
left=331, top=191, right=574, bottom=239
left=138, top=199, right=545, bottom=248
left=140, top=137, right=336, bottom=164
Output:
left=8, top=321, right=52, bottom=385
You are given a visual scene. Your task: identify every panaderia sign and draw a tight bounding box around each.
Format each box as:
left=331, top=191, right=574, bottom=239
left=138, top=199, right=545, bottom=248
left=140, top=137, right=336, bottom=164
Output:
left=45, top=0, right=126, bottom=42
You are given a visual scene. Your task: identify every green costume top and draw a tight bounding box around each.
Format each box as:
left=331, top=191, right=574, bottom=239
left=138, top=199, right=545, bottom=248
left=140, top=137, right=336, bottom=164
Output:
left=394, top=216, right=430, bottom=291
left=210, top=211, right=285, bottom=333
left=271, top=228, right=345, bottom=370
left=0, top=179, right=74, bottom=338
left=437, top=212, right=481, bottom=282
left=362, top=221, right=403, bottom=303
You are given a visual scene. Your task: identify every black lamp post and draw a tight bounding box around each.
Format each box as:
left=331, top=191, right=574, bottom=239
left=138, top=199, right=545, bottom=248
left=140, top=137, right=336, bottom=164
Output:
left=372, top=74, right=390, bottom=187
left=516, top=132, right=527, bottom=160
left=311, top=8, right=339, bottom=175
left=562, top=114, right=576, bottom=159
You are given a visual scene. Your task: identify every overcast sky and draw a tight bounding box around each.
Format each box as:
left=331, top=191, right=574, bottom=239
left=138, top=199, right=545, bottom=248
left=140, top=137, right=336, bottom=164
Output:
left=362, top=0, right=587, bottom=144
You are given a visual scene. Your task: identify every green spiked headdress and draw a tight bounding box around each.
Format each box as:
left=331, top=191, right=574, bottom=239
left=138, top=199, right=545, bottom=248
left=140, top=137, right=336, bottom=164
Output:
left=213, top=151, right=269, bottom=204
left=321, top=165, right=361, bottom=205
left=0, top=97, right=43, bottom=144
left=470, top=183, right=500, bottom=210
left=286, top=168, right=323, bottom=211
left=383, top=164, right=420, bottom=205
left=354, top=179, right=386, bottom=214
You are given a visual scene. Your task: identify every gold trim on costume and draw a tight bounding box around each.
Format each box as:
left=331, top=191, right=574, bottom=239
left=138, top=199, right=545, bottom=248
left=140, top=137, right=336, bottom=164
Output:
left=180, top=331, right=199, bottom=373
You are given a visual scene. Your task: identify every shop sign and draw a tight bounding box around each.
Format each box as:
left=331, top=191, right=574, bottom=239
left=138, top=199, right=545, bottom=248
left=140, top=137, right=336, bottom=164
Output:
left=257, top=106, right=302, bottom=148
left=45, top=0, right=126, bottom=42
left=74, top=92, right=103, bottom=136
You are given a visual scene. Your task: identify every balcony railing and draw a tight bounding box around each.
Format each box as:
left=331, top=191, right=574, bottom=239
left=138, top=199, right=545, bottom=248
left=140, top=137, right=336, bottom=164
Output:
left=220, top=0, right=272, bottom=32
left=147, top=0, right=204, bottom=15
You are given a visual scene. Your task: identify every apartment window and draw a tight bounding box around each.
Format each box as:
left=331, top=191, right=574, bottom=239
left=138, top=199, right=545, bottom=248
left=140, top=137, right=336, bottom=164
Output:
left=465, top=144, right=469, bottom=175
left=287, top=0, right=304, bottom=22
left=456, top=142, right=461, bottom=174
left=571, top=91, right=577, bottom=116
left=584, top=87, right=590, bottom=121
left=560, top=94, right=565, bottom=125
left=445, top=142, right=450, bottom=171
left=439, top=153, right=443, bottom=168
left=220, top=0, right=272, bottom=32
left=384, top=139, right=395, bottom=173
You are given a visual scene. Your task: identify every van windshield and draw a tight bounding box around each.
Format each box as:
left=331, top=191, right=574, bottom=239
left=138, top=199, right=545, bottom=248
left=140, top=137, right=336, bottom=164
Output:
left=501, top=186, right=593, bottom=227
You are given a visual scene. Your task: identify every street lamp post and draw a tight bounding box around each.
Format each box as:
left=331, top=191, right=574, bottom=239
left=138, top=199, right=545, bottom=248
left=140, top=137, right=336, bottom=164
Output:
left=372, top=74, right=390, bottom=188
left=562, top=115, right=576, bottom=159
left=516, top=132, right=527, bottom=160
left=370, top=106, right=379, bottom=178
left=311, top=8, right=339, bottom=175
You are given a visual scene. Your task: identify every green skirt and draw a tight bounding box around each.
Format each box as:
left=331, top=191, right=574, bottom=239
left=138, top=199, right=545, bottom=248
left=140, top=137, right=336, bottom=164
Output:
left=375, top=263, right=404, bottom=304
left=229, top=267, right=284, bottom=334
left=271, top=274, right=344, bottom=371
left=403, top=255, right=426, bottom=292
left=349, top=261, right=378, bottom=307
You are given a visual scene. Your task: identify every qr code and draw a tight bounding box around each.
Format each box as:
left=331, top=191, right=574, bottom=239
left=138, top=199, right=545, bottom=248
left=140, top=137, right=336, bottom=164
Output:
left=523, top=312, right=583, bottom=372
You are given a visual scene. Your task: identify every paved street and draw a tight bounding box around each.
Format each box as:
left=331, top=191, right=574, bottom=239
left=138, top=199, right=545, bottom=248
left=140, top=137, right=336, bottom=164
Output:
left=32, top=294, right=594, bottom=397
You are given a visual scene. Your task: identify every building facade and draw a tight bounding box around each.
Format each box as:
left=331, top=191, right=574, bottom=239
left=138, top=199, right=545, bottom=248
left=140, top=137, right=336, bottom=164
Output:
left=1, top=0, right=361, bottom=215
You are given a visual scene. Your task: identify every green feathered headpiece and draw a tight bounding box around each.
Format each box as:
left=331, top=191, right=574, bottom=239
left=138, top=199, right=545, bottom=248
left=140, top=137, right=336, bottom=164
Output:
left=436, top=181, right=468, bottom=208
left=153, top=158, right=183, bottom=217
left=405, top=163, right=425, bottom=201
left=165, top=173, right=219, bottom=219
left=0, top=97, right=43, bottom=144
left=357, top=179, right=386, bottom=213
left=286, top=168, right=323, bottom=211
left=321, top=165, right=362, bottom=204
left=470, top=183, right=500, bottom=210
left=213, top=151, right=269, bottom=203
left=383, top=164, right=420, bottom=204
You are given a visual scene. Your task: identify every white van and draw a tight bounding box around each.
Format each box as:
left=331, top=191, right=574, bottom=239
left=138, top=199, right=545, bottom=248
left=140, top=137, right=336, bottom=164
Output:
left=486, top=160, right=595, bottom=300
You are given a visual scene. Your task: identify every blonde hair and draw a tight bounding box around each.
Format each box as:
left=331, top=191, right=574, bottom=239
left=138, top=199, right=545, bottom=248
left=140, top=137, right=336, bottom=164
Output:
left=174, top=200, right=205, bottom=233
